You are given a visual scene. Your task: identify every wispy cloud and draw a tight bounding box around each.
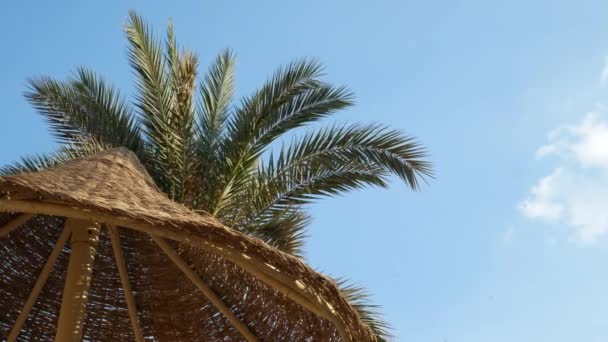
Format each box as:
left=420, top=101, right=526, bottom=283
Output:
left=535, top=107, right=608, bottom=167
left=519, top=168, right=564, bottom=221
left=519, top=108, right=608, bottom=243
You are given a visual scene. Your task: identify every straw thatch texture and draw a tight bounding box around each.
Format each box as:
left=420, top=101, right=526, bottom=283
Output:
left=0, top=148, right=375, bottom=341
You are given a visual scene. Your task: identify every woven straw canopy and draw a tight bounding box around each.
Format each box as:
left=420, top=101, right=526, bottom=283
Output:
left=0, top=148, right=374, bottom=341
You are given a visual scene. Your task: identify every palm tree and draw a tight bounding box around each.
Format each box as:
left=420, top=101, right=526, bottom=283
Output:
left=4, top=11, right=432, bottom=341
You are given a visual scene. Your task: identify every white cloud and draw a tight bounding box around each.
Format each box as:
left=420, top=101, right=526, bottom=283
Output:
left=571, top=111, right=608, bottom=167
left=519, top=169, right=564, bottom=221
left=520, top=109, right=608, bottom=243
left=534, top=107, right=608, bottom=166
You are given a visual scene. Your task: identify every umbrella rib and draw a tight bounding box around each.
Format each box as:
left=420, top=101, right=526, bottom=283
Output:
left=150, top=235, right=259, bottom=342
left=107, top=225, right=145, bottom=342
left=0, top=213, right=35, bottom=237
left=7, top=224, right=71, bottom=342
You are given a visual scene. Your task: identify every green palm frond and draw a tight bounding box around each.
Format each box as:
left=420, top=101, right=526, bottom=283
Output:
left=193, top=49, right=236, bottom=210
left=224, top=59, right=323, bottom=155
left=210, top=60, right=350, bottom=215
left=71, top=68, right=143, bottom=152
left=0, top=151, right=68, bottom=175
left=335, top=278, right=393, bottom=342
left=125, top=10, right=172, bottom=124
left=0, top=136, right=109, bottom=175
left=276, top=123, right=432, bottom=190
left=166, top=24, right=199, bottom=202
left=125, top=11, right=173, bottom=185
left=165, top=19, right=179, bottom=80
left=252, top=83, right=353, bottom=149
left=171, top=50, right=199, bottom=203
left=239, top=163, right=387, bottom=232
left=24, top=77, right=82, bottom=144
left=238, top=124, right=430, bottom=227
left=125, top=11, right=197, bottom=199
left=61, top=136, right=112, bottom=159
left=241, top=206, right=310, bottom=257
left=24, top=70, right=142, bottom=152
left=197, top=49, right=235, bottom=150
left=166, top=20, right=198, bottom=125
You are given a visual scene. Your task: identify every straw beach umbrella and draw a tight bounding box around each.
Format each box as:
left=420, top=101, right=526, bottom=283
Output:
left=0, top=148, right=375, bottom=341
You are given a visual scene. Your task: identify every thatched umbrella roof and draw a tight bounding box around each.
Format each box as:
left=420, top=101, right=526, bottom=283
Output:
left=0, top=148, right=374, bottom=341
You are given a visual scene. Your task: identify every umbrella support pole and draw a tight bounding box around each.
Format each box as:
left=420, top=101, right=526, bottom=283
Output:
left=55, top=219, right=100, bottom=342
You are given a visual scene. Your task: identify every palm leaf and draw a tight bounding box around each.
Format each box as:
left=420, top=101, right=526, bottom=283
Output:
left=276, top=123, right=432, bottom=189
left=193, top=49, right=236, bottom=210
left=210, top=60, right=351, bottom=215
left=24, top=70, right=142, bottom=153
left=71, top=68, right=143, bottom=152
left=24, top=77, right=82, bottom=144
left=124, top=10, right=172, bottom=125
left=252, top=83, right=353, bottom=149
left=125, top=11, right=198, bottom=200
left=240, top=163, right=387, bottom=231
left=0, top=151, right=68, bottom=175
left=239, top=124, right=431, bottom=228
left=223, top=59, right=324, bottom=157
left=1, top=136, right=109, bottom=175
left=335, top=278, right=393, bottom=341
left=165, top=22, right=199, bottom=202
left=240, top=206, right=310, bottom=257
left=197, top=49, right=235, bottom=151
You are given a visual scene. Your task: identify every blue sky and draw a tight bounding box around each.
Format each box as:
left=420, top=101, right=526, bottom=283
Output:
left=2, top=1, right=608, bottom=340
